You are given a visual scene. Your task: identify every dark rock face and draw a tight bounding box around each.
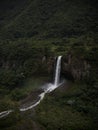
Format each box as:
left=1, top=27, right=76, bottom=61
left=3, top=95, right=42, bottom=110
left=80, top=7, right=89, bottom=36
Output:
left=41, top=54, right=90, bottom=82
left=61, top=54, right=90, bottom=81
left=41, top=56, right=55, bottom=74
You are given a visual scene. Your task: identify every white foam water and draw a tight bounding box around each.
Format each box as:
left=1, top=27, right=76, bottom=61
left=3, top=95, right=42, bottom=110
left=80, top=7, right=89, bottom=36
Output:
left=0, top=110, right=13, bottom=118
left=20, top=56, right=62, bottom=111
left=0, top=56, right=62, bottom=117
left=54, top=56, right=62, bottom=86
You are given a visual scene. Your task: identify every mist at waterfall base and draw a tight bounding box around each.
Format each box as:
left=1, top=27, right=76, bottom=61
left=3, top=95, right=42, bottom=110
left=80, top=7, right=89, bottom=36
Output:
left=0, top=56, right=64, bottom=117
left=20, top=56, right=63, bottom=111
left=43, top=56, right=63, bottom=92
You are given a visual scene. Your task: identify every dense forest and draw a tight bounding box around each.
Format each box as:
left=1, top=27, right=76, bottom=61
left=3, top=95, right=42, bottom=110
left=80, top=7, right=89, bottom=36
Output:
left=0, top=0, right=98, bottom=130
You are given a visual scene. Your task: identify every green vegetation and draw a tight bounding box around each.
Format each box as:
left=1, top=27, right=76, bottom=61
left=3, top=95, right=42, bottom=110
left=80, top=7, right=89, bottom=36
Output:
left=0, top=0, right=98, bottom=130
left=0, top=0, right=97, bottom=40
left=0, top=76, right=48, bottom=111
left=1, top=82, right=97, bottom=130
left=35, top=82, right=98, bottom=130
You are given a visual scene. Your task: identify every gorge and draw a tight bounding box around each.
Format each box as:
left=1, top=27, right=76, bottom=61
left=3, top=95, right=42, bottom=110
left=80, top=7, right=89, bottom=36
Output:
left=0, top=56, right=63, bottom=117
left=0, top=0, right=97, bottom=129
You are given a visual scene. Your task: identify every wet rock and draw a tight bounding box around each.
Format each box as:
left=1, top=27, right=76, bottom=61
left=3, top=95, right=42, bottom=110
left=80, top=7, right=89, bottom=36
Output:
left=62, top=54, right=90, bottom=81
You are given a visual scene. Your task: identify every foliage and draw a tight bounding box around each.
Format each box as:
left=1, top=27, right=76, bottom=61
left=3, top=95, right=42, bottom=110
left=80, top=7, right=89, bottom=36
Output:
left=35, top=82, right=98, bottom=130
left=0, top=0, right=97, bottom=130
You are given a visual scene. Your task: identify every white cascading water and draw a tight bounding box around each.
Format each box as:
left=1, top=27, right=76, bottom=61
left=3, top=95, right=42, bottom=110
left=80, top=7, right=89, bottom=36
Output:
left=54, top=56, right=62, bottom=86
left=20, top=56, right=62, bottom=111
left=0, top=56, right=62, bottom=117
left=44, top=55, right=62, bottom=92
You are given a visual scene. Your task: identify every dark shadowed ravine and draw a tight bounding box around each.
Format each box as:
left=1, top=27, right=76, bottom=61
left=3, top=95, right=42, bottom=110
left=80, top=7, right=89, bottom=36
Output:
left=0, top=56, right=63, bottom=118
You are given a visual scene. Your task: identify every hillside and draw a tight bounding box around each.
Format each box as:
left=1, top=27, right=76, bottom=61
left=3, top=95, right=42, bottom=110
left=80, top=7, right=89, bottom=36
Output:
left=0, top=0, right=98, bottom=130
left=0, top=0, right=97, bottom=39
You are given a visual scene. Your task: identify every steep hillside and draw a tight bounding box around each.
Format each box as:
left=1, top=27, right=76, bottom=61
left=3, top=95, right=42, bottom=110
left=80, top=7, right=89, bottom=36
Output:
left=0, top=0, right=97, bottom=39
left=0, top=0, right=97, bottom=101
left=0, top=1, right=98, bottom=130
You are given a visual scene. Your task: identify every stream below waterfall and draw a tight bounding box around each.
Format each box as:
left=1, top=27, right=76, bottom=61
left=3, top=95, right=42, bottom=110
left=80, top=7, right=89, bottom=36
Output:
left=0, top=56, right=63, bottom=118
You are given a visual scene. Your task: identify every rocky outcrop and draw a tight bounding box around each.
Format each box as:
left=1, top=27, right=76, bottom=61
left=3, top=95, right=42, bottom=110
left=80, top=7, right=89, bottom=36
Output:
left=41, top=56, right=55, bottom=74
left=39, top=54, right=91, bottom=82
left=62, top=54, right=90, bottom=81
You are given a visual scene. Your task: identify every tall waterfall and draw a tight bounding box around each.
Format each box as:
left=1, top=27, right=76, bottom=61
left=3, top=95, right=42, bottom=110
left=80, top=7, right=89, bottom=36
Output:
left=0, top=56, right=63, bottom=116
left=54, top=56, right=62, bottom=86
left=20, top=56, right=62, bottom=111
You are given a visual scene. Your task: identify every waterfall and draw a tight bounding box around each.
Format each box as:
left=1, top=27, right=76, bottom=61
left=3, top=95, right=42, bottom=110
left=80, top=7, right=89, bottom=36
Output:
left=43, top=56, right=62, bottom=93
left=0, top=56, right=63, bottom=116
left=54, top=56, right=62, bottom=86
left=20, top=56, right=62, bottom=111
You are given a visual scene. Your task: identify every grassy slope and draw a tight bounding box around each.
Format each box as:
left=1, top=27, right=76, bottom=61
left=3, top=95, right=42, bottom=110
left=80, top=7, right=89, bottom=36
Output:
left=0, top=82, right=97, bottom=130
left=35, top=82, right=97, bottom=130
left=0, top=76, right=49, bottom=111
left=0, top=0, right=98, bottom=130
